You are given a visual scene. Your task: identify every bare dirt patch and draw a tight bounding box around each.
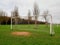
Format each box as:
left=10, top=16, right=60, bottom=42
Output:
left=11, top=32, right=31, bottom=36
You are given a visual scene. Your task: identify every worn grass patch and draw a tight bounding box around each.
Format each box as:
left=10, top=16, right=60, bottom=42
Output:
left=11, top=31, right=31, bottom=36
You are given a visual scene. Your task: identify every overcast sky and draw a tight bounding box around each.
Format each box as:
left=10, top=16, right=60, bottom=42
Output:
left=0, top=0, right=60, bottom=24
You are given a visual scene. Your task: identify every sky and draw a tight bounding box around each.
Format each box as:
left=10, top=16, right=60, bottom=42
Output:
left=0, top=0, right=60, bottom=24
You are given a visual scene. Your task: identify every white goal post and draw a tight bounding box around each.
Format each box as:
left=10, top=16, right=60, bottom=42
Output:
left=11, top=15, right=55, bottom=35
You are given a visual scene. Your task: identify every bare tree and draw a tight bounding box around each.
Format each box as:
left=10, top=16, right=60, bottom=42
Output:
left=4, top=13, right=9, bottom=24
left=43, top=10, right=49, bottom=24
left=0, top=11, right=2, bottom=24
left=12, top=6, right=20, bottom=24
left=28, top=10, right=32, bottom=24
left=0, top=10, right=6, bottom=24
left=33, top=2, right=40, bottom=28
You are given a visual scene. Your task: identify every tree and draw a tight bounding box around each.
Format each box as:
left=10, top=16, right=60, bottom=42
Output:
left=12, top=6, right=20, bottom=24
left=33, top=2, right=40, bottom=28
left=43, top=10, right=49, bottom=24
left=0, top=10, right=6, bottom=24
left=28, top=10, right=32, bottom=24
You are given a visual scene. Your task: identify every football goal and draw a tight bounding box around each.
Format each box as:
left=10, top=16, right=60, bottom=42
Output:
left=11, top=15, right=55, bottom=35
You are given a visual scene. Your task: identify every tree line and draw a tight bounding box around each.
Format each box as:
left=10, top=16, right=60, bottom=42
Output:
left=0, top=2, right=49, bottom=25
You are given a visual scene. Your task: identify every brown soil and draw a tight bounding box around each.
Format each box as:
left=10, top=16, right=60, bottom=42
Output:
left=11, top=32, right=31, bottom=36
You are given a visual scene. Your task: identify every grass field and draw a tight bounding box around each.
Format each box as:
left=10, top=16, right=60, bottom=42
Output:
left=0, top=24, right=60, bottom=45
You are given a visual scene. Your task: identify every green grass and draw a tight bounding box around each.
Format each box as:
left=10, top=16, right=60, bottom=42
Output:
left=0, top=24, right=60, bottom=45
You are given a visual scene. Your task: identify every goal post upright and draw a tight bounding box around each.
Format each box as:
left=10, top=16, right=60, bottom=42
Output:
left=11, top=12, right=13, bottom=30
left=49, top=15, right=55, bottom=36
left=50, top=15, right=52, bottom=35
